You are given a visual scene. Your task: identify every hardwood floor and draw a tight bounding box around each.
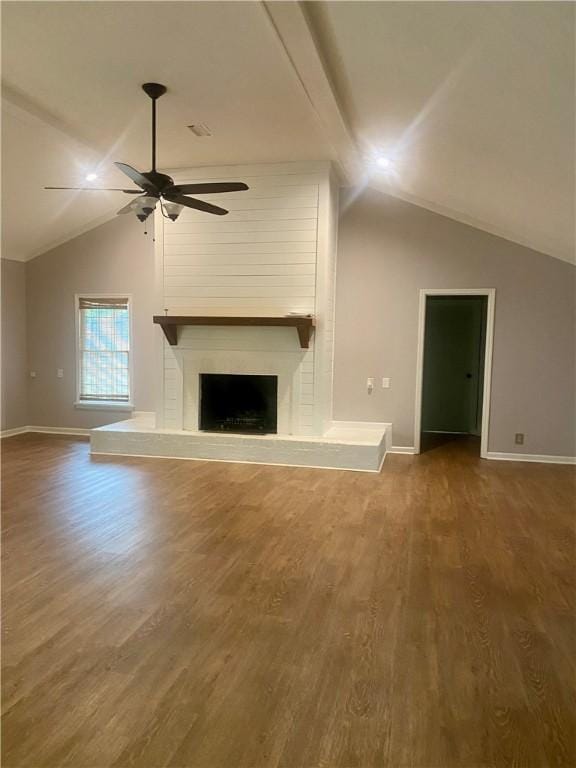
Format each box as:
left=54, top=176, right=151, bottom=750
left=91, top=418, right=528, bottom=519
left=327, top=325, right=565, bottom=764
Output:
left=2, top=434, right=575, bottom=767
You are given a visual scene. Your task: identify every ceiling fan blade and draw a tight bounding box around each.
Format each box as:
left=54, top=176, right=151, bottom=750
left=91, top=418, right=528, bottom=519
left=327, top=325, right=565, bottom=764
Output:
left=114, top=162, right=151, bottom=190
left=164, top=194, right=228, bottom=216
left=45, top=186, right=142, bottom=193
left=167, top=182, right=249, bottom=195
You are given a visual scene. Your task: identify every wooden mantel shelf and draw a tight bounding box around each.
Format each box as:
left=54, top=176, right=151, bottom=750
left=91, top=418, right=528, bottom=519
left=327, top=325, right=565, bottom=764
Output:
left=153, top=315, right=315, bottom=348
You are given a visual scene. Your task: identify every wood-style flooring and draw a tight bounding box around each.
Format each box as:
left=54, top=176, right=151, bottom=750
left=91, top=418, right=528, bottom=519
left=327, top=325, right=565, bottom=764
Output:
left=2, top=434, right=575, bottom=767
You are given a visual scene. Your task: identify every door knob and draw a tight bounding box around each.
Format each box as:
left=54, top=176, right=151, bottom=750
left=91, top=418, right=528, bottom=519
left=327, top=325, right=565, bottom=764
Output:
left=466, top=373, right=472, bottom=379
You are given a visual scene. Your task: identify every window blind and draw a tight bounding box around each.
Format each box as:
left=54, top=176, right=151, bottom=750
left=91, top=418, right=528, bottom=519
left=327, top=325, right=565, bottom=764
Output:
left=78, top=297, right=130, bottom=402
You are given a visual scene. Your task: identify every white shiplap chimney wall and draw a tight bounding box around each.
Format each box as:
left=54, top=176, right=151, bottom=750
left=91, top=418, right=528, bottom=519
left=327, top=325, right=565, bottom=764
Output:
left=153, top=161, right=338, bottom=436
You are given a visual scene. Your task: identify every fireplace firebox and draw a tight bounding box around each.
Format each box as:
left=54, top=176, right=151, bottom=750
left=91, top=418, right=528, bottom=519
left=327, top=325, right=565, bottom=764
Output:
left=199, top=374, right=278, bottom=434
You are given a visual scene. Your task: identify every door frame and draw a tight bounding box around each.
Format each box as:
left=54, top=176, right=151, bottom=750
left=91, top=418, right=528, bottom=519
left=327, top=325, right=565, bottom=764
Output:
left=413, top=288, right=496, bottom=458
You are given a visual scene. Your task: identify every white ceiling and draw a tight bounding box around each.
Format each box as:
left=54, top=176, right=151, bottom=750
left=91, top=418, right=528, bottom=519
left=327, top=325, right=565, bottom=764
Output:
left=2, top=1, right=574, bottom=263
left=1, top=100, right=138, bottom=262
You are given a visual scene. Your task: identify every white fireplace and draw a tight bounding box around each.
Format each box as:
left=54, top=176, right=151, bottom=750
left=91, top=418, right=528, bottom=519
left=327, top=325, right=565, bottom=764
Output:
left=162, top=325, right=311, bottom=437
left=178, top=338, right=304, bottom=434
left=155, top=161, right=338, bottom=439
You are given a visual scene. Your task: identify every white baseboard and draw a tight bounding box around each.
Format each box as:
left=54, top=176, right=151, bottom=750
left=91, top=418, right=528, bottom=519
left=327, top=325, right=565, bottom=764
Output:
left=0, top=426, right=29, bottom=438
left=386, top=447, right=576, bottom=464
left=29, top=426, right=91, bottom=437
left=483, top=451, right=576, bottom=465
left=1, top=425, right=91, bottom=438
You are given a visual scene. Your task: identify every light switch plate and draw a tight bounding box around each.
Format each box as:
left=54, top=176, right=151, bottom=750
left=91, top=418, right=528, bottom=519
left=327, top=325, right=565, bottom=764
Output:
left=382, top=377, right=391, bottom=389
left=57, top=369, right=64, bottom=378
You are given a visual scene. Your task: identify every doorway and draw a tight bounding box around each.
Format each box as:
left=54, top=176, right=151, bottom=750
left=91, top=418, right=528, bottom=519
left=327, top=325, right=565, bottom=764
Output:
left=414, top=289, right=495, bottom=456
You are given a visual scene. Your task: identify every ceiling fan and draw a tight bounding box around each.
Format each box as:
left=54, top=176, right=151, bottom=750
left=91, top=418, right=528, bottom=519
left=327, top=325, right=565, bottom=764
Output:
left=45, top=83, right=249, bottom=222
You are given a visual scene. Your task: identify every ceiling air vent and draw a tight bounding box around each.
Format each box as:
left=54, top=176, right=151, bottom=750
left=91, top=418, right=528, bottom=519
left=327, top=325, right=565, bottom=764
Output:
left=187, top=123, right=212, bottom=137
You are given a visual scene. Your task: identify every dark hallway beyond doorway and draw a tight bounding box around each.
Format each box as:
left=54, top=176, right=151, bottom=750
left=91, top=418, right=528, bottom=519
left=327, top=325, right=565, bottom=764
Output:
left=421, top=295, right=488, bottom=454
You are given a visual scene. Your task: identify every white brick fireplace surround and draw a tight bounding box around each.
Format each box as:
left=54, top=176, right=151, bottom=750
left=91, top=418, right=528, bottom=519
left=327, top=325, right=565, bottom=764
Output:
left=91, top=161, right=389, bottom=471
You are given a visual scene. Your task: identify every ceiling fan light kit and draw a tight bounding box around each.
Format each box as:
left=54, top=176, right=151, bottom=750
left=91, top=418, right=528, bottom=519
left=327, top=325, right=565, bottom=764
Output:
left=45, top=83, right=249, bottom=226
left=131, top=195, right=158, bottom=222
left=162, top=201, right=184, bottom=221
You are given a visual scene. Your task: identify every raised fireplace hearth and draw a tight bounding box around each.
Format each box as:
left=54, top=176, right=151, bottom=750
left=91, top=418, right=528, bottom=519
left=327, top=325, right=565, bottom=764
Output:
left=199, top=373, right=278, bottom=434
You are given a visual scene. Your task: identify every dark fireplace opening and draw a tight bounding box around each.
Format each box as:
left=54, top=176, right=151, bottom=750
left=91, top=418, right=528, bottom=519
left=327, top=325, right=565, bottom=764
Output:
left=199, top=374, right=278, bottom=434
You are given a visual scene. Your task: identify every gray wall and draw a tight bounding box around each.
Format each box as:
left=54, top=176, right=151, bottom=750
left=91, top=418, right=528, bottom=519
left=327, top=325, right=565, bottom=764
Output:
left=333, top=188, right=576, bottom=456
left=26, top=215, right=155, bottom=428
left=1, top=259, right=28, bottom=429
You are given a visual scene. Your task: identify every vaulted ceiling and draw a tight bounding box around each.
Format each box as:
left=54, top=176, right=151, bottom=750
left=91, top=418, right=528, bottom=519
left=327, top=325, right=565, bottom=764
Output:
left=2, top=1, right=574, bottom=263
left=305, top=1, right=575, bottom=263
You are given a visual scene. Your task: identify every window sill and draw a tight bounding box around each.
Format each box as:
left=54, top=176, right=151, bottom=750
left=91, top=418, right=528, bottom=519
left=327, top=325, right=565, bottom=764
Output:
left=74, top=401, right=135, bottom=411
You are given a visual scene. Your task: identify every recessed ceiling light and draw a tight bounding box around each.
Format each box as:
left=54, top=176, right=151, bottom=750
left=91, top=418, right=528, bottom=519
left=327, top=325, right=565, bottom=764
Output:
left=375, top=155, right=394, bottom=171
left=85, top=173, right=98, bottom=181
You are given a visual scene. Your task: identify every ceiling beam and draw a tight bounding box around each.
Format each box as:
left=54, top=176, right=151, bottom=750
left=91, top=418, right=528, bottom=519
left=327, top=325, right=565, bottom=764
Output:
left=261, top=1, right=362, bottom=183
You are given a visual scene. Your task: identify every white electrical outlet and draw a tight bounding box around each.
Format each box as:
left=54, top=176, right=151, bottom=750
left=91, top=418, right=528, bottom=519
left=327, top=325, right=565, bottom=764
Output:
left=57, top=369, right=64, bottom=378
left=367, top=377, right=374, bottom=394
left=30, top=371, right=37, bottom=378
left=382, top=377, right=391, bottom=389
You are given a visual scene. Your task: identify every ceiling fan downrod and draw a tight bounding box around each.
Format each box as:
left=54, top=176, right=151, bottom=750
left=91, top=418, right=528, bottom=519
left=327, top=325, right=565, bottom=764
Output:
left=141, top=83, right=167, bottom=173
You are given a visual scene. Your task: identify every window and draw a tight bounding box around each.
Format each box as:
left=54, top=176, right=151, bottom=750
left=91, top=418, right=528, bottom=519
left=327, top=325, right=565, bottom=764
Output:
left=76, top=296, right=132, bottom=407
